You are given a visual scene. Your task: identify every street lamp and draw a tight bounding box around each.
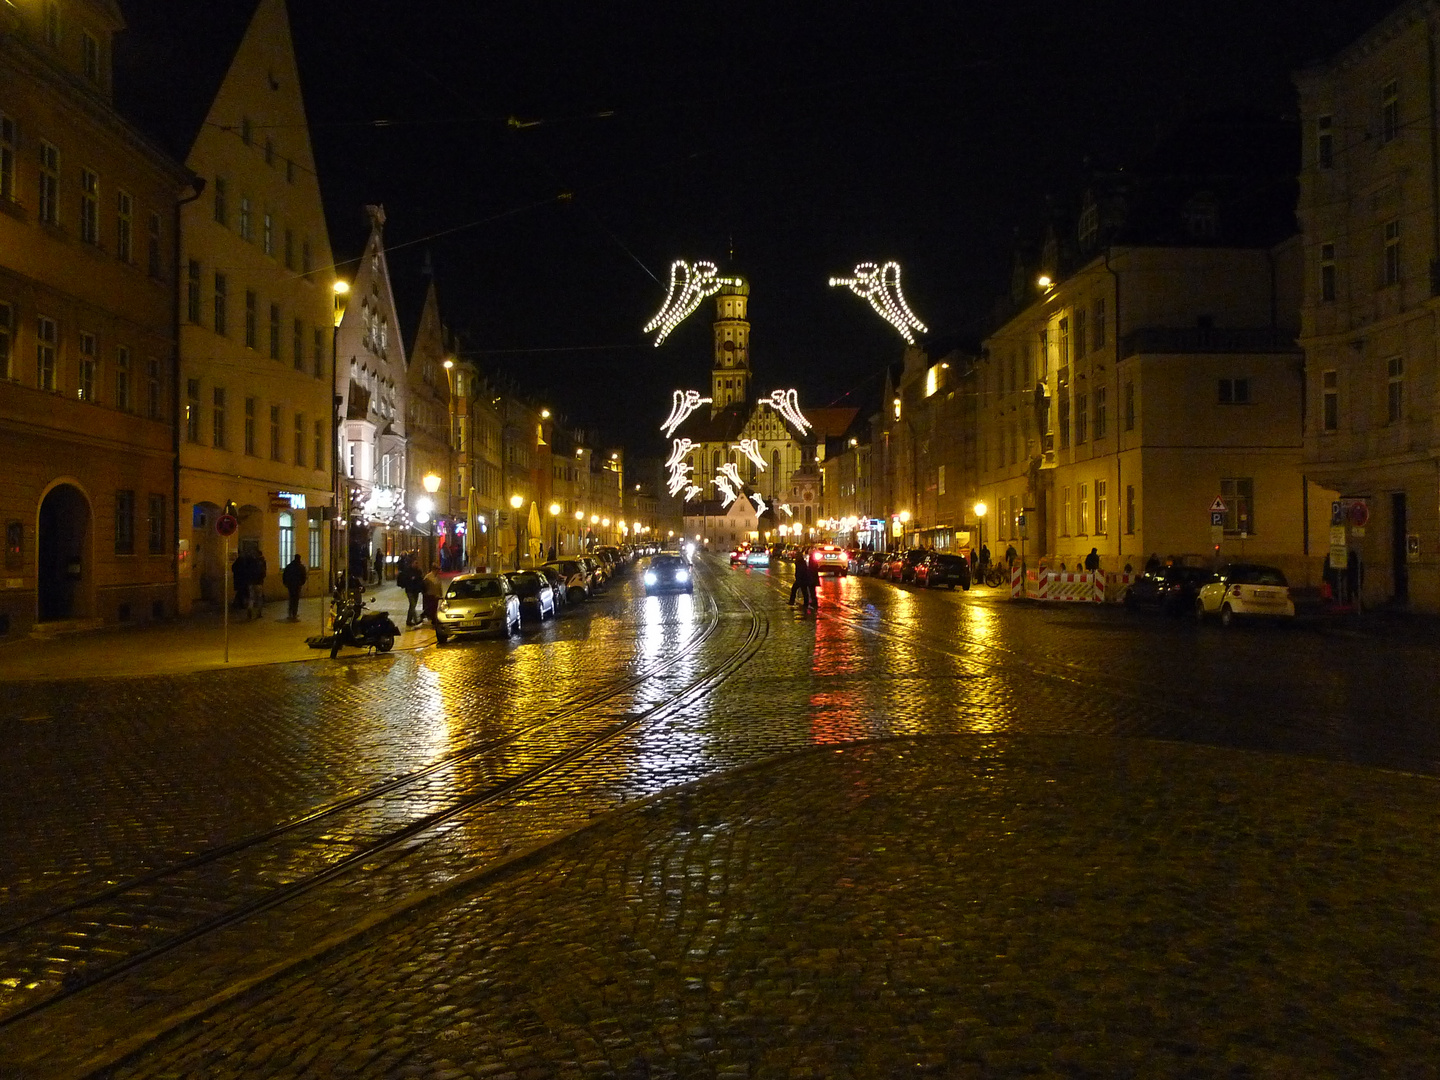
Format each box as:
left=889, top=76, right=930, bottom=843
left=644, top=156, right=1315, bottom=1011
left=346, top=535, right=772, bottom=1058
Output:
left=549, top=502, right=560, bottom=559
left=973, top=501, right=988, bottom=563
left=509, top=493, right=524, bottom=570
left=329, top=278, right=351, bottom=627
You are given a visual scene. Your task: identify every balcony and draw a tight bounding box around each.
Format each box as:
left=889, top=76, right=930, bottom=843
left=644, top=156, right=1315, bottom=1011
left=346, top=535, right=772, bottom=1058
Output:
left=1119, top=327, right=1300, bottom=359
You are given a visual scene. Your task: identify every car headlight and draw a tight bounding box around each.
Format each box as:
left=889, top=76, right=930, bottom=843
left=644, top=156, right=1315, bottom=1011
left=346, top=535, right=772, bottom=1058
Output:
left=439, top=600, right=450, bottom=612
left=675, top=569, right=689, bottom=583
left=644, top=572, right=657, bottom=585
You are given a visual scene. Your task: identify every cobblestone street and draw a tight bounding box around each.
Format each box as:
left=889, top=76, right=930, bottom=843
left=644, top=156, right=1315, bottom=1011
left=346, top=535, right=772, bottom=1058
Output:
left=1, top=556, right=1438, bottom=1077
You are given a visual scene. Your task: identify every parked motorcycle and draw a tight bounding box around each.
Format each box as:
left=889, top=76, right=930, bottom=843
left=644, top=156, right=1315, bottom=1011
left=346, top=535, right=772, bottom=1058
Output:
left=327, top=594, right=400, bottom=657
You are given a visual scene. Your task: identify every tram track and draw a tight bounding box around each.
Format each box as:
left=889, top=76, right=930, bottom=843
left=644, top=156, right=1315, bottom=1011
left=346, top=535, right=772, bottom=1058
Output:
left=0, top=563, right=767, bottom=1033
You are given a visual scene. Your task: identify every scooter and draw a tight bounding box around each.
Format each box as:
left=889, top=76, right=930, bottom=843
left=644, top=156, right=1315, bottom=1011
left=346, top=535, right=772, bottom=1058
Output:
left=328, top=593, right=400, bottom=657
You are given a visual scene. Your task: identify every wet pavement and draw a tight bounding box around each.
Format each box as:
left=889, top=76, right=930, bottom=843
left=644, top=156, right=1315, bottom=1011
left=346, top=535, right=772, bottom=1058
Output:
left=0, top=557, right=1437, bottom=1077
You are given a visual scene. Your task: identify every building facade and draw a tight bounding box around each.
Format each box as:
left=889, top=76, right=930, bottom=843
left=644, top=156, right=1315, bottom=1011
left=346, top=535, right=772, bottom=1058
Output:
left=1296, top=1, right=1440, bottom=610
left=0, top=0, right=189, bottom=638
left=404, top=277, right=452, bottom=569
left=178, top=0, right=336, bottom=609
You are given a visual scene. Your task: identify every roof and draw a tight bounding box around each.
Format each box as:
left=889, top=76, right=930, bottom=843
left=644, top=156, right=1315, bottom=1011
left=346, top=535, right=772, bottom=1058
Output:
left=671, top=400, right=749, bottom=444
left=804, top=407, right=859, bottom=439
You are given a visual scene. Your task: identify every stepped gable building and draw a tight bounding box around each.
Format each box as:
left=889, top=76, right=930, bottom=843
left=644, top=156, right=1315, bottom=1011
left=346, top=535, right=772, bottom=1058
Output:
left=169, top=0, right=338, bottom=610
left=0, top=0, right=192, bottom=639
left=1296, top=1, right=1440, bottom=611
left=669, top=275, right=837, bottom=535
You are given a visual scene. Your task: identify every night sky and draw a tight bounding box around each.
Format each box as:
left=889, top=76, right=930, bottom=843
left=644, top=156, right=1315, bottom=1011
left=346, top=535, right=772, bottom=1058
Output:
left=116, top=0, right=1397, bottom=454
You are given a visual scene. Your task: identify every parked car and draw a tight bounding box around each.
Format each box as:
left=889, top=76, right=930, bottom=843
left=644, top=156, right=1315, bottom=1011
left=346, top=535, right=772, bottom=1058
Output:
left=504, top=570, right=556, bottom=622
left=434, top=573, right=520, bottom=644
left=644, top=552, right=694, bottom=595
left=730, top=546, right=749, bottom=565
left=544, top=559, right=591, bottom=603
left=809, top=544, right=849, bottom=576
left=1196, top=564, right=1294, bottom=625
left=744, top=548, right=771, bottom=568
left=887, top=549, right=930, bottom=583
left=914, top=552, right=971, bottom=589
left=1124, top=565, right=1216, bottom=615
left=577, top=555, right=607, bottom=592
left=860, top=551, right=888, bottom=576
left=537, top=564, right=568, bottom=611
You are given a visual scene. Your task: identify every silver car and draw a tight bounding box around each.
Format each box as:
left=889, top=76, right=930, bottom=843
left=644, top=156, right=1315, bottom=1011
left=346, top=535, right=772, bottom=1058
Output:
left=435, top=573, right=520, bottom=644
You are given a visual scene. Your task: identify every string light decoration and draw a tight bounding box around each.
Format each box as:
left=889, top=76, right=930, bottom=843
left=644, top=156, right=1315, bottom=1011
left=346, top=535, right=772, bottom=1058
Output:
left=644, top=260, right=743, bottom=345
left=751, top=493, right=768, bottom=517
left=664, top=438, right=694, bottom=471
left=713, top=476, right=740, bottom=505
left=759, top=389, right=811, bottom=433
left=683, top=484, right=703, bottom=502
left=667, top=470, right=692, bottom=497
left=660, top=389, right=712, bottom=437
left=733, top=438, right=767, bottom=470
left=828, top=261, right=928, bottom=344
left=717, top=462, right=744, bottom=491
left=779, top=503, right=794, bottom=517
left=665, top=437, right=695, bottom=497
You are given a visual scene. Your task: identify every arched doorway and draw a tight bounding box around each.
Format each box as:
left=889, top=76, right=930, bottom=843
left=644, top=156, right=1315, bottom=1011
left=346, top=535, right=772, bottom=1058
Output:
left=192, top=501, right=222, bottom=603
left=37, top=483, right=91, bottom=622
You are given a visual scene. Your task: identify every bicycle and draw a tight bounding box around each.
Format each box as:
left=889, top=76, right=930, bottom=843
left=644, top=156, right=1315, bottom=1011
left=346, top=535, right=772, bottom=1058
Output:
left=982, top=564, right=1007, bottom=588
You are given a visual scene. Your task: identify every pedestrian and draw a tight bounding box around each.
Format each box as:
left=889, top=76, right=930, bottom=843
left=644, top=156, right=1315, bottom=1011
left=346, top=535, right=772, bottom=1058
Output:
left=398, top=555, right=423, bottom=626
left=1084, top=547, right=1100, bottom=572
left=1004, top=543, right=1017, bottom=569
left=373, top=546, right=385, bottom=585
left=281, top=553, right=307, bottom=621
left=802, top=553, right=818, bottom=612
left=231, top=550, right=250, bottom=611
left=249, top=550, right=268, bottom=618
left=422, top=566, right=444, bottom=632
left=789, top=547, right=805, bottom=604
left=1145, top=552, right=1161, bottom=573
left=979, top=544, right=991, bottom=574
left=547, top=544, right=556, bottom=562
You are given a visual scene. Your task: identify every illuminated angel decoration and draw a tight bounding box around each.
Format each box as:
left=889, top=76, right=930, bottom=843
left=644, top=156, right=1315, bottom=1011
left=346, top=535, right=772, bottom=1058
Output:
left=683, top=484, right=703, bottom=502
left=713, top=476, right=739, bottom=505
left=667, top=470, right=692, bottom=497
left=779, top=503, right=794, bottom=517
left=717, top=462, right=744, bottom=491
left=828, top=261, right=928, bottom=345
left=734, top=438, right=767, bottom=471
left=759, top=389, right=811, bottom=434
left=751, top=493, right=768, bottom=517
left=644, top=260, right=743, bottom=346
left=664, top=438, right=694, bottom=470
left=660, top=389, right=712, bottom=438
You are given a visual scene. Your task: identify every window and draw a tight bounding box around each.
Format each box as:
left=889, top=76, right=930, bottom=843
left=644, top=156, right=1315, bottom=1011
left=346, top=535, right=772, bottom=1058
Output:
left=240, top=116, right=252, bottom=146
left=1061, top=485, right=1072, bottom=536
left=1218, top=378, right=1251, bottom=404
left=308, top=517, right=322, bottom=568
left=312, top=327, right=324, bottom=378
left=284, top=227, right=294, bottom=270
left=1009, top=421, right=1018, bottom=465
left=1317, top=114, right=1333, bottom=168
left=115, top=190, right=132, bottom=262
left=301, top=238, right=311, bottom=275
left=1322, top=369, right=1338, bottom=432
left=286, top=158, right=296, bottom=184
left=0, top=302, right=11, bottom=380
left=1075, top=393, right=1087, bottom=443
left=1220, top=478, right=1254, bottom=534
left=1384, top=219, right=1400, bottom=286
left=268, top=302, right=280, bottom=359
left=347, top=440, right=356, bottom=476
left=262, top=212, right=273, bottom=256
left=213, top=176, right=227, bottom=226
left=938, top=463, right=946, bottom=496
left=114, top=345, right=130, bottom=410
left=213, top=272, right=227, bottom=335
left=243, top=397, right=256, bottom=455
left=1124, top=381, right=1135, bottom=430
left=1075, top=307, right=1088, bottom=360
left=238, top=196, right=251, bottom=241
left=1093, top=298, right=1106, bottom=349
left=1078, top=482, right=1090, bottom=534
left=183, top=260, right=200, bottom=323
left=148, top=494, right=165, bottom=555
left=39, top=141, right=59, bottom=225
left=1058, top=317, right=1070, bottom=367
left=114, top=490, right=135, bottom=555
left=313, top=419, right=324, bottom=471
left=278, top=512, right=294, bottom=565
left=293, top=413, right=305, bottom=466
left=1095, top=480, right=1108, bottom=534
left=264, top=137, right=274, bottom=166
left=270, top=405, right=282, bottom=460
left=0, top=113, right=15, bottom=202
left=77, top=331, right=96, bottom=401
left=147, top=357, right=161, bottom=420
left=78, top=168, right=98, bottom=243
left=1382, top=79, right=1399, bottom=144
left=1058, top=394, right=1070, bottom=449
left=1125, top=484, right=1136, bottom=534
left=81, top=30, right=99, bottom=83
left=1093, top=387, right=1107, bottom=439
left=293, top=318, right=304, bottom=370
left=1320, top=242, right=1336, bottom=301
left=148, top=211, right=162, bottom=278
left=1387, top=356, right=1404, bottom=423
left=244, top=290, right=257, bottom=347
left=43, top=2, right=58, bottom=47
left=211, top=386, right=226, bottom=448
left=1078, top=202, right=1098, bottom=247
left=36, top=315, right=56, bottom=390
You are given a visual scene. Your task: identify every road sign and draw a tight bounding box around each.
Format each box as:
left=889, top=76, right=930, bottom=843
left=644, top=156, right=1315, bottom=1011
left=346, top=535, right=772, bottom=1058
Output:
left=1329, top=525, right=1347, bottom=569
left=1017, top=512, right=1027, bottom=538
left=1210, top=524, right=1223, bottom=547
left=216, top=513, right=238, bottom=537
left=1209, top=496, right=1227, bottom=514
left=1347, top=500, right=1370, bottom=529
left=1210, top=511, right=1224, bottom=528
left=1330, top=501, right=1343, bottom=527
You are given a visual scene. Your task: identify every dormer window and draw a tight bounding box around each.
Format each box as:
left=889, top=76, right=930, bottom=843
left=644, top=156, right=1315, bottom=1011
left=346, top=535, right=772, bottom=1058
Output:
left=81, top=30, right=100, bottom=83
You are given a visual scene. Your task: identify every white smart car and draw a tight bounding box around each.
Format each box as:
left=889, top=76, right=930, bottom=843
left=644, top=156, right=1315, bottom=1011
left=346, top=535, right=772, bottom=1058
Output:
left=1195, top=563, right=1294, bottom=626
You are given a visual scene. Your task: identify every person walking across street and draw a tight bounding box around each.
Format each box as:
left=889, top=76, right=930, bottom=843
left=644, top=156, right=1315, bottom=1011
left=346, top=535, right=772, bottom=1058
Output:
left=231, top=550, right=250, bottom=611
left=422, top=566, right=444, bottom=633
left=1084, top=547, right=1100, bottom=572
left=398, top=555, right=424, bottom=627
left=1004, top=543, right=1018, bottom=570
left=802, top=554, right=818, bottom=612
left=789, top=546, right=807, bottom=605
left=281, top=553, right=307, bottom=621
left=249, top=550, right=268, bottom=619
left=373, top=546, right=385, bottom=586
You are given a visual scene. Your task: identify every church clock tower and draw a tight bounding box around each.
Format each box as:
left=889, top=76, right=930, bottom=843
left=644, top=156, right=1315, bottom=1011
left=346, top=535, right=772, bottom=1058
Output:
left=711, top=277, right=751, bottom=413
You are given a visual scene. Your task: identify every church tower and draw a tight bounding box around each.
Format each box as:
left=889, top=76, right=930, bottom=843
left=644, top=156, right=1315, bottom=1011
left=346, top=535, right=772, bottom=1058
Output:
left=711, top=277, right=751, bottom=412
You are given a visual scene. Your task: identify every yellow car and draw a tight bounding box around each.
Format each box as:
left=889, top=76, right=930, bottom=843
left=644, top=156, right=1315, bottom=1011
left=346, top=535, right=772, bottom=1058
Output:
left=1196, top=564, right=1294, bottom=626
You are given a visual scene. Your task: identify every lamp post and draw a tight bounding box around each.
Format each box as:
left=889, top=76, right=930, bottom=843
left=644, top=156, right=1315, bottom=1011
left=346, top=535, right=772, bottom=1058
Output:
left=510, top=493, right=524, bottom=570
left=589, top=513, right=599, bottom=551
left=329, top=278, right=350, bottom=628
left=573, top=509, right=583, bottom=555
left=421, top=472, right=441, bottom=568
left=549, top=502, right=560, bottom=559
left=973, top=501, right=987, bottom=568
